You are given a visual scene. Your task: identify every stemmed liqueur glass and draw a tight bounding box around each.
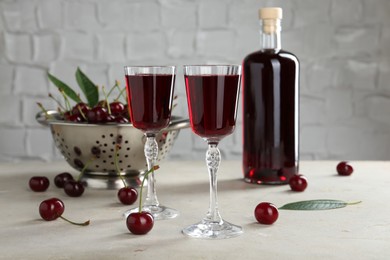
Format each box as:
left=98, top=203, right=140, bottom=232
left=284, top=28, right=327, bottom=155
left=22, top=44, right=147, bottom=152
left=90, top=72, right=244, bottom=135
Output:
left=124, top=66, right=179, bottom=220
left=182, top=65, right=243, bottom=239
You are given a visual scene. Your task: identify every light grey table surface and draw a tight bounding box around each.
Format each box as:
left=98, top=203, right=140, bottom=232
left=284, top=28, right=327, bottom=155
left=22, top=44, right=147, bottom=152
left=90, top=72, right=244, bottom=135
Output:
left=0, top=160, right=389, bottom=259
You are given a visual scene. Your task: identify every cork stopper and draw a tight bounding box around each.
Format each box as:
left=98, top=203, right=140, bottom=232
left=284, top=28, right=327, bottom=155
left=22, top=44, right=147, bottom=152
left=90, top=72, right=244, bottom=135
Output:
left=258, top=7, right=283, bottom=20
left=258, top=7, right=282, bottom=34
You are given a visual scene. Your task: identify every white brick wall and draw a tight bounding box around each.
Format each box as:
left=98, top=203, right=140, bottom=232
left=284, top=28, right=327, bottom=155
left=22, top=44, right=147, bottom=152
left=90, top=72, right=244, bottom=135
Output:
left=0, top=0, right=390, bottom=163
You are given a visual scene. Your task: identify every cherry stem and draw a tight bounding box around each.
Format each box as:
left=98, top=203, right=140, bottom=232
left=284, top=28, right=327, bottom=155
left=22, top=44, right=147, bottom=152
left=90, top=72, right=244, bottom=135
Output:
left=36, top=102, right=51, bottom=119
left=138, top=166, right=160, bottom=213
left=115, top=87, right=127, bottom=102
left=76, top=157, right=95, bottom=182
left=114, top=144, right=127, bottom=187
left=77, top=106, right=87, bottom=121
left=102, top=86, right=112, bottom=115
left=59, top=89, right=72, bottom=112
left=48, top=93, right=67, bottom=111
left=60, top=216, right=90, bottom=226
left=106, top=83, right=116, bottom=98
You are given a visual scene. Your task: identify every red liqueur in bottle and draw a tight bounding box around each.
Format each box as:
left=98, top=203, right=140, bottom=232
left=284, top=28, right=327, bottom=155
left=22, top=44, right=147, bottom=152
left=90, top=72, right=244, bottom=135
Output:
left=242, top=7, right=299, bottom=184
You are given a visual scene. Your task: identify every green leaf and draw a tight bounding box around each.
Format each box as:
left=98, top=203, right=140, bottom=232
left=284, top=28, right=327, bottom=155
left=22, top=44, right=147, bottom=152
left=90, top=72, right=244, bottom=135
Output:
left=279, top=200, right=361, bottom=210
left=47, top=73, right=82, bottom=103
left=75, top=68, right=99, bottom=107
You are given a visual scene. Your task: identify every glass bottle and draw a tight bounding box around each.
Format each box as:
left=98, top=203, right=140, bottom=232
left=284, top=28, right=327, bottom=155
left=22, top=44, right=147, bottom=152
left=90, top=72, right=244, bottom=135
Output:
left=242, top=7, right=299, bottom=184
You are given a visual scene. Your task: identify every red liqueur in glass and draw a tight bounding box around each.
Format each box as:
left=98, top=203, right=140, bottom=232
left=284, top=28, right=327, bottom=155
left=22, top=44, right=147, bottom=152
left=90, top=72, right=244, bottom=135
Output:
left=185, top=74, right=240, bottom=140
left=125, top=74, right=174, bottom=132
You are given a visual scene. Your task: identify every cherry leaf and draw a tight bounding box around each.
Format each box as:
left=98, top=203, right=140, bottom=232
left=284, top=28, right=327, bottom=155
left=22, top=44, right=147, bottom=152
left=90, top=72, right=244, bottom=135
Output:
left=279, top=199, right=361, bottom=210
left=75, top=67, right=99, bottom=107
left=48, top=73, right=82, bottom=103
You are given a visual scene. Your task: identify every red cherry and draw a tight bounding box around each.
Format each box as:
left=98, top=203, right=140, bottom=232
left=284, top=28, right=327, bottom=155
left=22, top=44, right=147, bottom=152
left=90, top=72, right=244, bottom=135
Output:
left=126, top=212, right=154, bottom=235
left=118, top=187, right=138, bottom=205
left=54, top=172, right=74, bottom=188
left=86, top=107, right=108, bottom=123
left=105, top=114, right=116, bottom=123
left=289, top=174, right=308, bottom=192
left=122, top=105, right=131, bottom=122
left=109, top=101, right=125, bottom=115
left=66, top=114, right=83, bottom=122
left=97, top=100, right=108, bottom=108
left=337, top=161, right=353, bottom=176
left=114, top=115, right=129, bottom=123
left=39, top=197, right=90, bottom=226
left=71, top=102, right=89, bottom=116
left=39, top=198, right=65, bottom=221
left=29, top=176, right=50, bottom=192
left=64, top=180, right=85, bottom=197
left=254, top=202, right=279, bottom=225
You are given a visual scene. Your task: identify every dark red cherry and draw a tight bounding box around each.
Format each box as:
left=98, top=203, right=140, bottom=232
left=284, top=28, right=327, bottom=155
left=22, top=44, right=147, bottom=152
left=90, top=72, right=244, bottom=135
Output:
left=105, top=114, right=116, bottom=123
left=39, top=198, right=64, bottom=221
left=54, top=172, right=74, bottom=188
left=337, top=161, right=353, bottom=176
left=64, top=180, right=85, bottom=197
left=29, top=176, right=50, bottom=192
left=71, top=102, right=89, bottom=116
left=122, top=105, right=131, bottom=121
left=39, top=197, right=90, bottom=226
left=114, top=115, right=129, bottom=123
left=289, top=174, right=308, bottom=192
left=66, top=114, right=83, bottom=122
left=63, top=111, right=71, bottom=120
left=110, top=101, right=125, bottom=115
left=126, top=212, right=154, bottom=235
left=254, top=202, right=279, bottom=225
left=118, top=187, right=138, bottom=205
left=86, top=107, right=108, bottom=123
left=97, top=100, right=108, bottom=108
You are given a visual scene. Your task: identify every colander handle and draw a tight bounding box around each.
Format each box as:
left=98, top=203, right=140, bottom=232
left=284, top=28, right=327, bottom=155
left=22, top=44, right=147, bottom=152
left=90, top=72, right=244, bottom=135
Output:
left=35, top=110, right=61, bottom=126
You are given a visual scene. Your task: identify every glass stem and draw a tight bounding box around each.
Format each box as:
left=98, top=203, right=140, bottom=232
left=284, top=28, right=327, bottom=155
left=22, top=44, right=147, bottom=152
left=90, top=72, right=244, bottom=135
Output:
left=205, top=142, right=222, bottom=223
left=143, top=134, right=159, bottom=207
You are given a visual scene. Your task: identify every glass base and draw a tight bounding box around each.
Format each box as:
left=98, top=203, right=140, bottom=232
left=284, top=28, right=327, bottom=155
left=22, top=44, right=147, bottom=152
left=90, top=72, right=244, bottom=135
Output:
left=123, top=205, right=179, bottom=220
left=182, top=219, right=243, bottom=239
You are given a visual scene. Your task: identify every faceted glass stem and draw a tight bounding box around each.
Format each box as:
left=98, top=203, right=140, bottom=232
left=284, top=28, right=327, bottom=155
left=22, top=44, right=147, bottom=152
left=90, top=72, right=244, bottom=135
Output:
left=143, top=134, right=159, bottom=208
left=205, top=143, right=222, bottom=223
left=123, top=133, right=179, bottom=220
left=182, top=142, right=242, bottom=239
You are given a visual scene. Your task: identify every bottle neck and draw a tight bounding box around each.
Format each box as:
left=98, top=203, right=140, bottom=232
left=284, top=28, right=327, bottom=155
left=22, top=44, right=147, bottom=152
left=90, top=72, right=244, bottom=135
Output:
left=260, top=19, right=281, bottom=51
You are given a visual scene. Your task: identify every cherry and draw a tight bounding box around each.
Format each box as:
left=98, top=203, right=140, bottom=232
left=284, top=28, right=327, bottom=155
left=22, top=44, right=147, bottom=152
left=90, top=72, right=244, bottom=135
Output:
left=118, top=187, right=138, bottom=205
left=122, top=105, right=131, bottom=121
left=54, top=172, right=74, bottom=188
left=126, top=212, right=154, bottom=235
left=254, top=202, right=279, bottom=225
left=29, top=176, right=50, bottom=192
left=105, top=114, right=116, bottom=123
left=125, top=166, right=159, bottom=235
left=337, top=161, right=353, bottom=176
left=110, top=101, right=125, bottom=115
left=97, top=100, right=108, bottom=108
left=64, top=180, right=85, bottom=197
left=39, top=197, right=90, bottom=226
left=71, top=102, right=89, bottom=116
left=39, top=198, right=64, bottom=221
left=114, top=115, right=129, bottom=124
left=66, top=114, right=83, bottom=122
left=63, top=111, right=71, bottom=120
left=86, top=107, right=108, bottom=123
left=289, top=174, right=308, bottom=192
